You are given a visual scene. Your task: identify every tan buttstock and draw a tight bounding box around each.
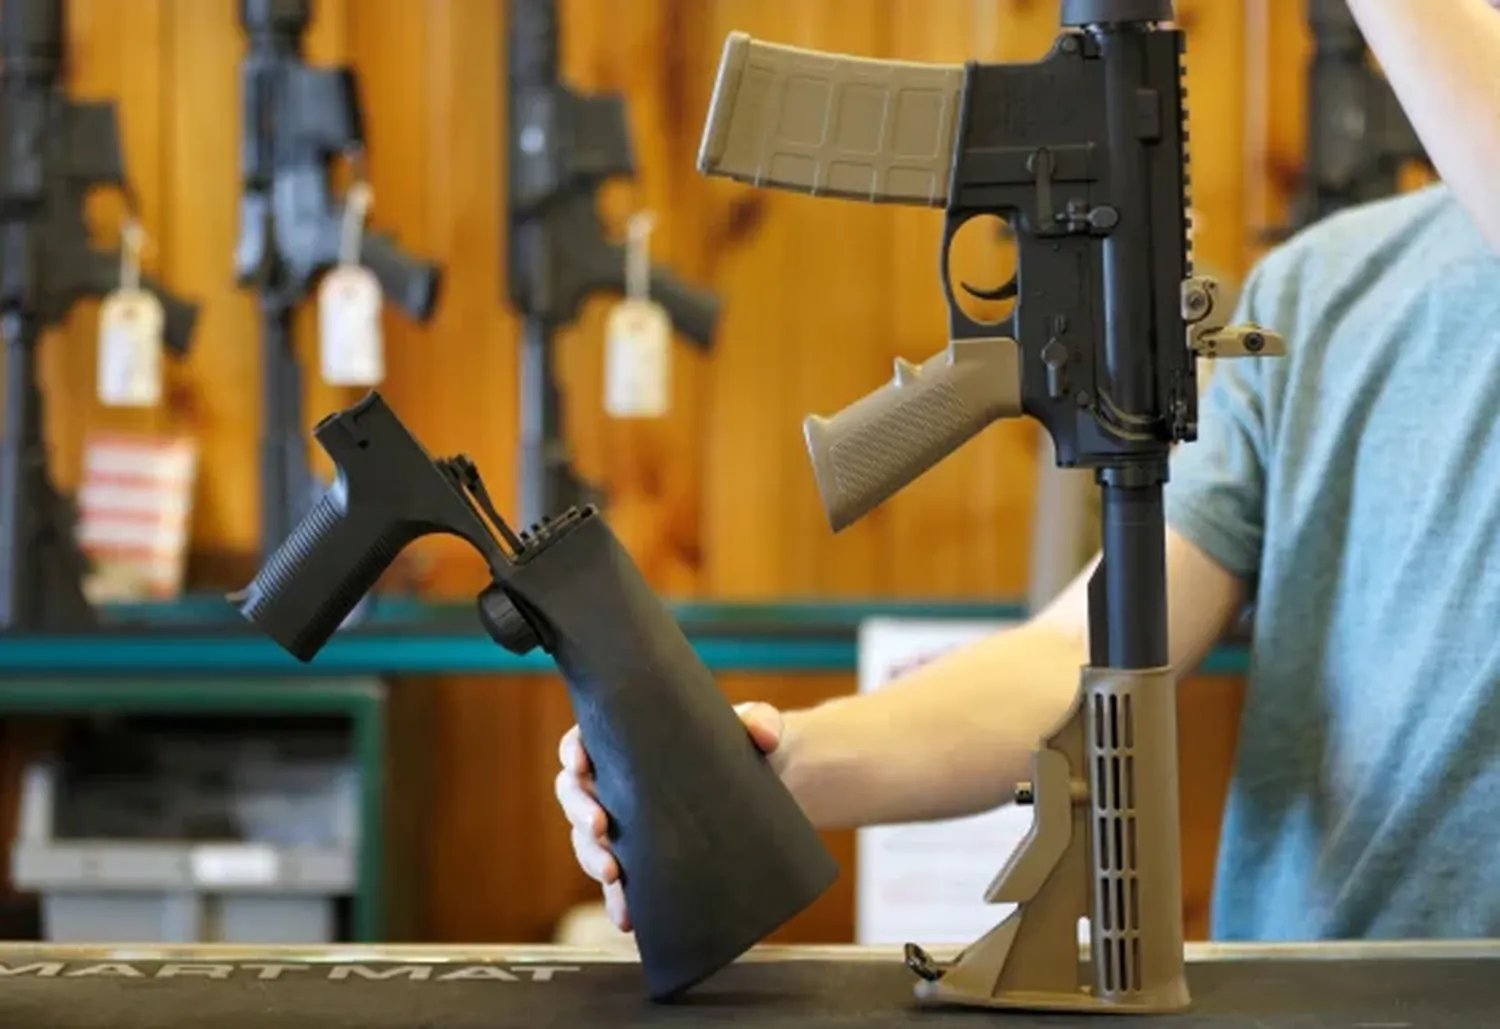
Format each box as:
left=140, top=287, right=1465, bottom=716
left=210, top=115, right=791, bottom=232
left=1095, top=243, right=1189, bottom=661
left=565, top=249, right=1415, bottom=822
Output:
left=916, top=665, right=1190, bottom=1013
left=697, top=32, right=963, bottom=206
left=803, top=337, right=1022, bottom=532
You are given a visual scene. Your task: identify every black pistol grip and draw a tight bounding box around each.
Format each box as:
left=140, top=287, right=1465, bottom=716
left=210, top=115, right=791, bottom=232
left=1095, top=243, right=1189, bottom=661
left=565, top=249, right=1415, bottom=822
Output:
left=62, top=99, right=124, bottom=186
left=647, top=261, right=720, bottom=349
left=236, top=392, right=507, bottom=663
left=359, top=230, right=442, bottom=322
left=235, top=480, right=410, bottom=662
left=500, top=511, right=837, bottom=1000
left=72, top=252, right=197, bottom=356
left=138, top=273, right=200, bottom=357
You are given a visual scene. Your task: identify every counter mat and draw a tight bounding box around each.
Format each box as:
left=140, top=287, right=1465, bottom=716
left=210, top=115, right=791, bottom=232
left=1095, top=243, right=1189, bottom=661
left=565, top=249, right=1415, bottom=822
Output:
left=0, top=952, right=1485, bottom=1028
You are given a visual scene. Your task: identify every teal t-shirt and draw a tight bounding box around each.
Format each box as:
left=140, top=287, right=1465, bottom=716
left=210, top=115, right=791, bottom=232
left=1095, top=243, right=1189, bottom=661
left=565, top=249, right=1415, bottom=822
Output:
left=1165, top=183, right=1500, bottom=940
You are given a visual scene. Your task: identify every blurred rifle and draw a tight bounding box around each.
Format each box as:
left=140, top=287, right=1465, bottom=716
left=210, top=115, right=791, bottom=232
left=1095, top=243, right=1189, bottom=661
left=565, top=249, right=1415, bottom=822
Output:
left=0, top=0, right=199, bottom=633
left=505, top=0, right=721, bottom=529
left=236, top=0, right=442, bottom=561
left=1276, top=0, right=1429, bottom=236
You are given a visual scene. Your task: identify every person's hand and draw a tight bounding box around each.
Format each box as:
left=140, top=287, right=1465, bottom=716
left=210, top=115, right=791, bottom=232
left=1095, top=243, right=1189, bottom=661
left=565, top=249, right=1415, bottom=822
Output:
left=554, top=701, right=785, bottom=931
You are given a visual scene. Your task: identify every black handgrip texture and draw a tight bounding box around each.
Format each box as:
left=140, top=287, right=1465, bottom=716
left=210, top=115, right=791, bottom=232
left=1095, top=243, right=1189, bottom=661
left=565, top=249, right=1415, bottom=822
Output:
left=500, top=511, right=837, bottom=999
left=360, top=231, right=442, bottom=322
left=647, top=261, right=720, bottom=349
left=139, top=273, right=199, bottom=357
left=237, top=483, right=408, bottom=660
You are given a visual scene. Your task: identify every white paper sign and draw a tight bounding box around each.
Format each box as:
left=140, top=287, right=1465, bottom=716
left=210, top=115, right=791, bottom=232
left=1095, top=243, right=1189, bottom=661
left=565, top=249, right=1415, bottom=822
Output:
left=318, top=265, right=384, bottom=386
left=855, top=617, right=1038, bottom=946
left=97, top=289, right=164, bottom=407
left=604, top=297, right=672, bottom=418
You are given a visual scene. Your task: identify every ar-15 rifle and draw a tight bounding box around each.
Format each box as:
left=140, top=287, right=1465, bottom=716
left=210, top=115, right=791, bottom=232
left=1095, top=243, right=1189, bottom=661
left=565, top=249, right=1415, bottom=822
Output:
left=697, top=0, right=1284, bottom=1013
left=0, top=0, right=199, bottom=633
left=237, top=0, right=442, bottom=561
left=1285, top=0, right=1428, bottom=231
left=506, top=0, right=721, bottom=529
left=232, top=390, right=837, bottom=1000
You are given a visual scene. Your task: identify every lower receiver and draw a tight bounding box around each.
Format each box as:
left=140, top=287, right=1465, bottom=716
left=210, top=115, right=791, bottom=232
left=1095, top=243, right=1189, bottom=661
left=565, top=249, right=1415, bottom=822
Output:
left=230, top=391, right=838, bottom=1001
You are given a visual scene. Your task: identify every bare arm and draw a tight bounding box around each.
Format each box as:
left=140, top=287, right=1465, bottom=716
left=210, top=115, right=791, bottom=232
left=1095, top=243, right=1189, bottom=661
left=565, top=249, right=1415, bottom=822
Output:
left=1348, top=0, right=1500, bottom=251
left=773, top=527, right=1246, bottom=829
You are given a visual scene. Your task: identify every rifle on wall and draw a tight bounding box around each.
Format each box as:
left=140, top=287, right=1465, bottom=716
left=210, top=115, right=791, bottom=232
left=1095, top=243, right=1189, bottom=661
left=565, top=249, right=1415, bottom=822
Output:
left=0, top=0, right=199, bottom=633
left=1286, top=0, right=1429, bottom=231
left=236, top=0, right=442, bottom=562
left=505, top=0, right=721, bottom=530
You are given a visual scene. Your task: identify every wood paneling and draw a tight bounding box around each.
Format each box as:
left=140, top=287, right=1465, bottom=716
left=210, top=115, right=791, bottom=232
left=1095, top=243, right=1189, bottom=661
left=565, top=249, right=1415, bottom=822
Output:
left=11, top=0, right=1293, bottom=944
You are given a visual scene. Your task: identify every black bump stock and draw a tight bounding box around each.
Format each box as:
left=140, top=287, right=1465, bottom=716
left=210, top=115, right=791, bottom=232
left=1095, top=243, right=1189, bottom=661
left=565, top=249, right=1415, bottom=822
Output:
left=235, top=393, right=836, bottom=1000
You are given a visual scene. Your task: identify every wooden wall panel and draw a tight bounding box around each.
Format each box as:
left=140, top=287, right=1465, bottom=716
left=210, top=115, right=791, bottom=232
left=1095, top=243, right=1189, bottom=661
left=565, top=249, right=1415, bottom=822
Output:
left=26, top=2, right=1278, bottom=566
left=9, top=0, right=1278, bottom=945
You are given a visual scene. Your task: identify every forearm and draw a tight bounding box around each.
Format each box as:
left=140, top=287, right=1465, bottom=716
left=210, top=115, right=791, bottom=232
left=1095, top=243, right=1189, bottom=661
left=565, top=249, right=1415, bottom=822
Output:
left=773, top=619, right=1085, bottom=829
left=1348, top=0, right=1500, bottom=251
left=770, top=529, right=1242, bottom=831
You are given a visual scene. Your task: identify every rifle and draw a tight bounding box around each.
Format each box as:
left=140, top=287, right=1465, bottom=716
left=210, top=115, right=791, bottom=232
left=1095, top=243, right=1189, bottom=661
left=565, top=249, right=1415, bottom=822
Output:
left=506, top=0, right=721, bottom=529
left=236, top=0, right=442, bottom=561
left=1286, top=0, right=1428, bottom=231
left=0, top=0, right=199, bottom=633
left=232, top=391, right=837, bottom=1000
left=697, top=0, right=1284, bottom=1012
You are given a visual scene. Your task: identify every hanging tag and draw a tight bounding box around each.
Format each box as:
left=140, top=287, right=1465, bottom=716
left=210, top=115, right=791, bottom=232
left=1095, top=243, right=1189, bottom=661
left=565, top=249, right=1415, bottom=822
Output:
left=604, top=212, right=672, bottom=419
left=97, top=218, right=164, bottom=408
left=319, top=181, right=385, bottom=386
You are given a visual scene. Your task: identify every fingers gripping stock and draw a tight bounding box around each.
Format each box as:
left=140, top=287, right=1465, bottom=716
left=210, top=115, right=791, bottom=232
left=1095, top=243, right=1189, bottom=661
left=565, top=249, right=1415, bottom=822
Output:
left=233, top=392, right=837, bottom=1002
left=805, top=338, right=1022, bottom=531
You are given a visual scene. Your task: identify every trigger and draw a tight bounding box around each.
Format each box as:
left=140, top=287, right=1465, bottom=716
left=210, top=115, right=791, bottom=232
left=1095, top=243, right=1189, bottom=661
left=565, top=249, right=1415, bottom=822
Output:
left=960, top=277, right=1018, bottom=302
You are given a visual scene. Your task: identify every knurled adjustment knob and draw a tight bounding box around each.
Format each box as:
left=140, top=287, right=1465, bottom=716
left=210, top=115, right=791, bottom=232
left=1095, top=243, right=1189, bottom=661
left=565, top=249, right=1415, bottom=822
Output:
left=478, top=586, right=541, bottom=655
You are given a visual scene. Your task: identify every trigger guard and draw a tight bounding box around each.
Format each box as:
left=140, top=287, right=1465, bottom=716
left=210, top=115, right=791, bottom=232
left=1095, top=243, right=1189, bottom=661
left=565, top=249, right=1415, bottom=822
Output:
left=960, top=277, right=1018, bottom=303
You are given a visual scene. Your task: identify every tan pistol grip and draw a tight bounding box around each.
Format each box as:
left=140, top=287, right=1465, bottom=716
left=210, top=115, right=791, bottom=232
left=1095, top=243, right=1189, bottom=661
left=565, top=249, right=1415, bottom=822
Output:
left=803, top=337, right=1022, bottom=532
left=697, top=32, right=963, bottom=206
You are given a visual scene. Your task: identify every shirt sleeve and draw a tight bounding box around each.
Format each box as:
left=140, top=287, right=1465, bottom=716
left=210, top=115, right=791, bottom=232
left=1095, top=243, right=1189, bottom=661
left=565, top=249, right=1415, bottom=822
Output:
left=1163, top=272, right=1276, bottom=582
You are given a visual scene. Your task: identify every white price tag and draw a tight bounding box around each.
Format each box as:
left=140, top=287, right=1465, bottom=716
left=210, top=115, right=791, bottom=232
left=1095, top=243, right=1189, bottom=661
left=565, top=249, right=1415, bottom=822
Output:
left=604, top=297, right=672, bottom=419
left=97, top=289, right=164, bottom=407
left=191, top=844, right=279, bottom=888
left=318, top=265, right=384, bottom=386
